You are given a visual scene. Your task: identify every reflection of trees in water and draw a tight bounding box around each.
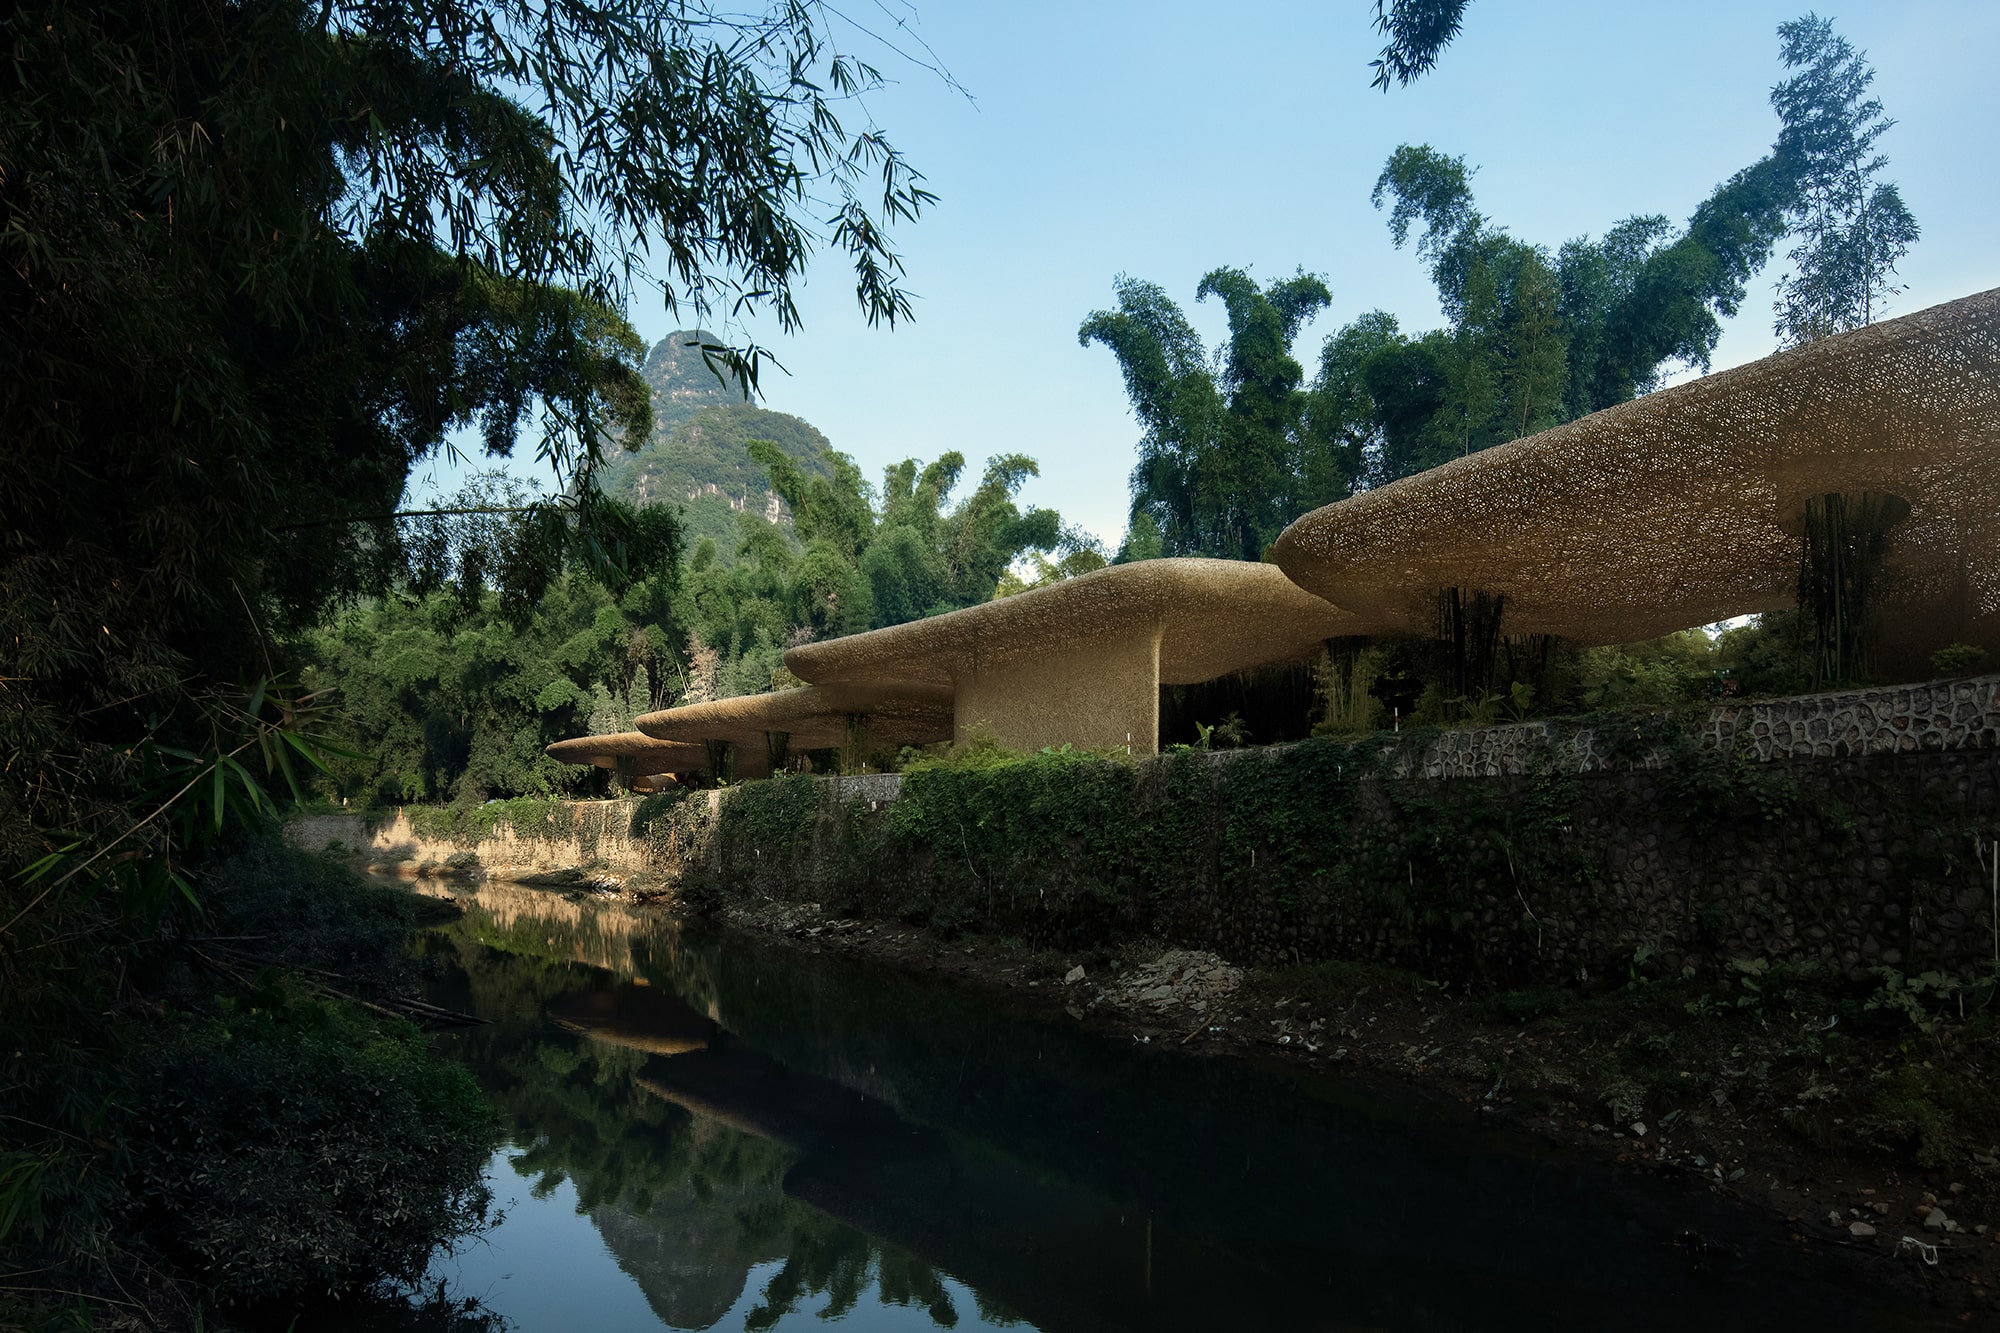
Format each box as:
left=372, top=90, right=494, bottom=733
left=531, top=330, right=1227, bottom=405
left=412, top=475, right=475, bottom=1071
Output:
left=429, top=881, right=664, bottom=979
left=745, top=1217, right=965, bottom=1331
left=429, top=909, right=975, bottom=1332
left=426, top=882, right=1923, bottom=1333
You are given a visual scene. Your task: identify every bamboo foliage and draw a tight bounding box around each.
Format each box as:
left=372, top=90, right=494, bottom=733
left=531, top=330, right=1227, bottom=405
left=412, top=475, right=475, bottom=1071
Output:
left=1314, top=638, right=1381, bottom=734
left=1798, top=491, right=1909, bottom=688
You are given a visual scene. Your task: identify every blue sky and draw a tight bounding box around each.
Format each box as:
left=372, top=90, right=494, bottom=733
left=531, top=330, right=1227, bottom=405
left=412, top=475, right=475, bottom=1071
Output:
left=422, top=1, right=2000, bottom=547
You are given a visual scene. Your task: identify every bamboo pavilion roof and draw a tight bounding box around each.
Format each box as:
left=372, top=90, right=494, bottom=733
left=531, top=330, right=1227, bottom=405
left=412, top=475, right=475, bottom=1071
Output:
left=1272, top=287, right=2000, bottom=645
left=783, top=557, right=1360, bottom=690
left=633, top=682, right=955, bottom=751
left=544, top=732, right=709, bottom=773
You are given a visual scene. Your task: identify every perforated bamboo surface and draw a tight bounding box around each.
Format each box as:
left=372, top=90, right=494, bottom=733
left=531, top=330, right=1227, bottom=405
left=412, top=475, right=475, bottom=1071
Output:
left=1273, top=287, right=2000, bottom=648
left=632, top=682, right=955, bottom=750
left=783, top=557, right=1360, bottom=690
left=544, top=733, right=709, bottom=772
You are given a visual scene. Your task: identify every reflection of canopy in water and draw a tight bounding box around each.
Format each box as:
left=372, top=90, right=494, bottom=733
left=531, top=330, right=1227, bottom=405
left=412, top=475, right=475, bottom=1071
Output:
left=782, top=558, right=1360, bottom=754
left=636, top=1046, right=932, bottom=1158
left=545, top=985, right=716, bottom=1058
left=467, top=890, right=1907, bottom=1332
left=639, top=1028, right=1581, bottom=1333
left=1272, top=287, right=2000, bottom=654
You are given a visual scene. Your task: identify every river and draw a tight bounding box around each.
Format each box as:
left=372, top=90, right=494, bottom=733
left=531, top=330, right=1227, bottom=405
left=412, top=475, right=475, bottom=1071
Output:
left=411, top=881, right=1938, bottom=1332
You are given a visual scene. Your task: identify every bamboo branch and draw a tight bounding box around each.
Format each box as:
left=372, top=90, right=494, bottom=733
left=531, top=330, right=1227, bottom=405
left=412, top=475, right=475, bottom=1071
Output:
left=271, top=505, right=545, bottom=532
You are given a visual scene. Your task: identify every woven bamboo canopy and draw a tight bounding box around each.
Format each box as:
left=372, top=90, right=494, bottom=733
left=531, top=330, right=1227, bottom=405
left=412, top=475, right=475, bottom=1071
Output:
left=544, top=732, right=709, bottom=774
left=783, top=558, right=1359, bottom=753
left=544, top=732, right=705, bottom=791
left=633, top=682, right=955, bottom=754
left=1272, top=287, right=2000, bottom=653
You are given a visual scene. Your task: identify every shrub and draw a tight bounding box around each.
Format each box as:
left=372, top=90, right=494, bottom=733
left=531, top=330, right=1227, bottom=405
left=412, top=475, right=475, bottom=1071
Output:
left=0, top=838, right=497, bottom=1322
left=199, top=840, right=420, bottom=980
left=126, top=992, right=493, bottom=1305
left=1931, top=642, right=1990, bottom=677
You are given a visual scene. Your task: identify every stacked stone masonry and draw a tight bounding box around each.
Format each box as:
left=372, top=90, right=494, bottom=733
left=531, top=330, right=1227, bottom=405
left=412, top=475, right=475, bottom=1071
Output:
left=291, top=799, right=652, bottom=877
left=659, top=674, right=2000, bottom=988
left=1394, top=674, right=2000, bottom=780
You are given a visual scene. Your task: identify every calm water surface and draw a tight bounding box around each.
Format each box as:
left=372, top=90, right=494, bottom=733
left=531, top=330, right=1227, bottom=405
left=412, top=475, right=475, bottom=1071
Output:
left=412, top=882, right=1933, bottom=1333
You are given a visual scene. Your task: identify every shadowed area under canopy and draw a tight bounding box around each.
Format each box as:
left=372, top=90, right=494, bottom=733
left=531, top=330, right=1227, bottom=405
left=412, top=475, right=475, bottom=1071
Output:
left=781, top=558, right=1359, bottom=753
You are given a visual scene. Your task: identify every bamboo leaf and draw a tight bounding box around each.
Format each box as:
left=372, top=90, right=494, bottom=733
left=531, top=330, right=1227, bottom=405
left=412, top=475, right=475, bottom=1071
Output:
left=273, top=737, right=303, bottom=802
left=220, top=755, right=267, bottom=812
left=17, top=842, right=84, bottom=886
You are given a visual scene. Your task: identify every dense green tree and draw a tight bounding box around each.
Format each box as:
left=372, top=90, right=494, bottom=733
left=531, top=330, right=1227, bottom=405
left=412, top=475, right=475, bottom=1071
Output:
left=1087, top=30, right=1819, bottom=551
left=1360, top=134, right=1799, bottom=477
left=1360, top=16, right=1910, bottom=469
left=1080, top=268, right=1356, bottom=559
left=1113, top=512, right=1168, bottom=564
left=293, top=471, right=691, bottom=806
left=749, top=442, right=1062, bottom=627
left=1083, top=132, right=1793, bottom=546
left=679, top=526, right=816, bottom=699
left=3, top=0, right=931, bottom=882
left=1, top=0, right=932, bottom=1317
left=639, top=440, right=1063, bottom=714
left=304, top=569, right=680, bottom=805
left=1302, top=310, right=1405, bottom=498
left=1077, top=276, right=1219, bottom=555
left=1769, top=14, right=1919, bottom=344
left=999, top=525, right=1112, bottom=595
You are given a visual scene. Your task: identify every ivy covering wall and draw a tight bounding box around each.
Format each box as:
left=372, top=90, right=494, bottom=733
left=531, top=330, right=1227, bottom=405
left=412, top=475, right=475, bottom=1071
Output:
left=654, top=728, right=1999, bottom=989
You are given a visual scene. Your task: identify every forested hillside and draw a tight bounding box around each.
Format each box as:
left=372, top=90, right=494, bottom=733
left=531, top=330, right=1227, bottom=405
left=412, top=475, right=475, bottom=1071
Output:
left=600, top=332, right=838, bottom=558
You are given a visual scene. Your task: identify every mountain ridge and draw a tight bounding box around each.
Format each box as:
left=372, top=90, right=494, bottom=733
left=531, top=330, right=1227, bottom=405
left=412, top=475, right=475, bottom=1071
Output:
left=601, top=331, right=838, bottom=560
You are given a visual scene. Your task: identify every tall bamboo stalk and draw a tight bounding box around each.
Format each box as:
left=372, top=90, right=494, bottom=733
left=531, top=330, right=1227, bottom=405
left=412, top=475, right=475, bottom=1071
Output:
left=1797, top=491, right=1909, bottom=688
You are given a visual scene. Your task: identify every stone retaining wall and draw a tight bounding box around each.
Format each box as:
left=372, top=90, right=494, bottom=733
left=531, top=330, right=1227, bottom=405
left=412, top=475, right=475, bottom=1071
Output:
left=290, top=799, right=650, bottom=877
left=1391, top=674, right=2000, bottom=779
left=658, top=675, right=2000, bottom=987
left=1204, top=746, right=2000, bottom=985
left=298, top=676, right=2000, bottom=987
